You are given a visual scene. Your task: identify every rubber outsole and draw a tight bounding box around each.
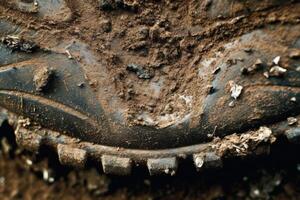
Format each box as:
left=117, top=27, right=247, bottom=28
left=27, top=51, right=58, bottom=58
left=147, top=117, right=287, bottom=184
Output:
left=0, top=1, right=299, bottom=176
left=1, top=108, right=299, bottom=176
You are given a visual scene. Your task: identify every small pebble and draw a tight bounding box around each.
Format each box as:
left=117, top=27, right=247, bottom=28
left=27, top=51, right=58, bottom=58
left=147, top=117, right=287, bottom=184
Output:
left=65, top=50, right=73, bottom=59
left=272, top=56, right=281, bottom=65
left=263, top=71, right=269, bottom=78
left=253, top=189, right=260, bottom=196
left=291, top=97, right=297, bottom=102
left=229, top=101, right=235, bottom=107
left=269, top=66, right=287, bottom=77
left=229, top=81, right=243, bottom=99
left=287, top=117, right=298, bottom=126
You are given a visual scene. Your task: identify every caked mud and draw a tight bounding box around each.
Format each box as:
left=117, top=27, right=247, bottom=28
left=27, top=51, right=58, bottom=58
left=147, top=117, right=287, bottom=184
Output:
left=0, top=0, right=299, bottom=175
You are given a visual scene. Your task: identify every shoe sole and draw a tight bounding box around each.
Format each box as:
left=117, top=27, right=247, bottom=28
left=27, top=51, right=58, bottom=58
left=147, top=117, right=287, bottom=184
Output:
left=0, top=1, right=299, bottom=176
left=1, top=108, right=299, bottom=176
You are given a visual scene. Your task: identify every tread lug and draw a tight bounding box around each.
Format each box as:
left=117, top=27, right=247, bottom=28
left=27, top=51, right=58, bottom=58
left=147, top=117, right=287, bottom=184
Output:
left=147, top=157, right=178, bottom=176
left=57, top=144, right=87, bottom=168
left=203, top=152, right=223, bottom=168
left=193, top=152, right=223, bottom=170
left=101, top=155, right=132, bottom=175
left=15, top=127, right=43, bottom=152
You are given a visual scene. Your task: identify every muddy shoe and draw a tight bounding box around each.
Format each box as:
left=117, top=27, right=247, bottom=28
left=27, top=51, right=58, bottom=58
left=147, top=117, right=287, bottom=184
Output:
left=0, top=1, right=299, bottom=175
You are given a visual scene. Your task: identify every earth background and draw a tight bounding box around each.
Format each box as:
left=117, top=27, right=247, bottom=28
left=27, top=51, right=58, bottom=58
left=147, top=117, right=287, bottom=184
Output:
left=1, top=122, right=300, bottom=200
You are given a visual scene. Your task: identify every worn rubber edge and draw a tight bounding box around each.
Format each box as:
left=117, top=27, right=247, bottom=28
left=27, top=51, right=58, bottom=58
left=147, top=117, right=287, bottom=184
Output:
left=0, top=108, right=299, bottom=176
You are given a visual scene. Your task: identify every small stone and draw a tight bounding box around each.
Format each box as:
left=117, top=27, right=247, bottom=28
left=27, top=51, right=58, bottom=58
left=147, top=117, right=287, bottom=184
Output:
left=269, top=66, right=287, bottom=77
left=229, top=81, right=243, bottom=99
left=272, top=56, right=281, bottom=65
left=296, top=66, right=300, bottom=72
left=229, top=101, right=235, bottom=107
left=291, top=97, right=297, bottom=102
left=43, top=169, right=55, bottom=183
left=263, top=71, right=269, bottom=78
left=287, top=117, right=298, bottom=126
left=253, top=189, right=260, bottom=196
left=25, top=159, right=33, bottom=166
left=33, top=67, right=55, bottom=92
left=65, top=50, right=73, bottom=59
left=194, top=156, right=204, bottom=168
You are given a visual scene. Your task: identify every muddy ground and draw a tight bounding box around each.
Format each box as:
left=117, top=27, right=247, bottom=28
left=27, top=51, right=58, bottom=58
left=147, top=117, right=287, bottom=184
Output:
left=1, top=123, right=300, bottom=200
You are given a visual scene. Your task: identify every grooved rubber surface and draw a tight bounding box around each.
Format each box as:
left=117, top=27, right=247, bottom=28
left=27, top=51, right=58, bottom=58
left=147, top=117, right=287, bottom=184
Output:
left=0, top=0, right=299, bottom=175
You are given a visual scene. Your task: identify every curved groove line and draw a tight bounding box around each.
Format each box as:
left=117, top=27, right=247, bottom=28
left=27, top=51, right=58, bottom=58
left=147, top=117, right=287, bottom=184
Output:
left=0, top=58, right=44, bottom=72
left=0, top=90, right=99, bottom=127
left=244, top=84, right=300, bottom=91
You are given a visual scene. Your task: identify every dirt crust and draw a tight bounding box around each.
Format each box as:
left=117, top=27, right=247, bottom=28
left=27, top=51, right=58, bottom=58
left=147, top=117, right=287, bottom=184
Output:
left=0, top=0, right=299, bottom=131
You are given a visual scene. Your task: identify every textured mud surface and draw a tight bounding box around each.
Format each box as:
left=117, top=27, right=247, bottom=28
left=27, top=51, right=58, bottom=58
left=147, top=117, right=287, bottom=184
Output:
left=0, top=0, right=299, bottom=175
left=0, top=0, right=300, bottom=197
left=0, top=0, right=299, bottom=151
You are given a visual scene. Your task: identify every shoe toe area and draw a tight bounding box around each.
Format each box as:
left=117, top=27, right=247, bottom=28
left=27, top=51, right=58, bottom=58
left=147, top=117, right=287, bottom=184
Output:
left=201, top=25, right=300, bottom=136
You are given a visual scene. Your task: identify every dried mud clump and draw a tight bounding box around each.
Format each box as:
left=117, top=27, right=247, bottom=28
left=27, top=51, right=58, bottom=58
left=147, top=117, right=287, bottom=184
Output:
left=126, top=64, right=154, bottom=79
left=1, top=35, right=38, bottom=53
left=211, top=127, right=276, bottom=157
left=33, top=67, right=55, bottom=92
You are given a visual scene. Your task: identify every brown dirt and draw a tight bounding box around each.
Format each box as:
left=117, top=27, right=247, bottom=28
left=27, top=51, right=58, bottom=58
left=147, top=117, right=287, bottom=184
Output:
left=0, top=0, right=299, bottom=129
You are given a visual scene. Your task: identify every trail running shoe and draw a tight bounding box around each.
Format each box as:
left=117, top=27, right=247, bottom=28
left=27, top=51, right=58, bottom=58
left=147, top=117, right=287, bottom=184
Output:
left=0, top=0, right=299, bottom=175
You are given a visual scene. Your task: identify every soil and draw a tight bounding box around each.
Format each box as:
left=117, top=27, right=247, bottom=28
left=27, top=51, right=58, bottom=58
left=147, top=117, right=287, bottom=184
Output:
left=1, top=124, right=300, bottom=200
